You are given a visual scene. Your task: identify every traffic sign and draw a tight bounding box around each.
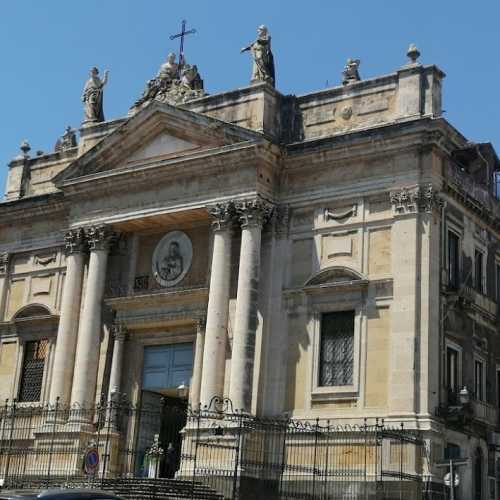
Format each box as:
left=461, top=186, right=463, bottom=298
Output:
left=83, top=447, right=100, bottom=475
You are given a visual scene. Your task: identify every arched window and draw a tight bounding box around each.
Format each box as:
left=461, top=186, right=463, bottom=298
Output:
left=13, top=304, right=53, bottom=402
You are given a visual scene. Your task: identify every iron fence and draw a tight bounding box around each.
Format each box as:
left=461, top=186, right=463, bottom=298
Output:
left=0, top=398, right=431, bottom=499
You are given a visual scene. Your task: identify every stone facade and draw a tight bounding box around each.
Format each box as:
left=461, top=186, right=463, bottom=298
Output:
left=1, top=50, right=499, bottom=498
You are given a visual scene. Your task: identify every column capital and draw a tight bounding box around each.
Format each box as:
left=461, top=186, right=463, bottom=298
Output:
left=236, top=196, right=274, bottom=229
left=196, top=315, right=206, bottom=332
left=85, top=225, right=117, bottom=252
left=0, top=253, right=10, bottom=275
left=111, top=323, right=127, bottom=342
left=390, top=184, right=443, bottom=215
left=64, top=228, right=87, bottom=255
left=207, top=201, right=236, bottom=232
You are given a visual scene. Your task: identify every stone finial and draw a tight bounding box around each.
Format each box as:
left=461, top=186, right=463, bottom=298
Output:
left=342, top=59, right=361, bottom=85
left=18, top=140, right=31, bottom=159
left=406, top=44, right=421, bottom=64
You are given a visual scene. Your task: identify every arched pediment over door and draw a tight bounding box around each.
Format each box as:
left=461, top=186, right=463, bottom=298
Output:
left=13, top=304, right=53, bottom=320
left=303, top=266, right=368, bottom=294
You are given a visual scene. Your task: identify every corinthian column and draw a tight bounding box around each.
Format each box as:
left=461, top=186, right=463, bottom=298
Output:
left=49, top=229, right=87, bottom=406
left=70, top=225, right=116, bottom=409
left=199, top=202, right=234, bottom=409
left=229, top=197, right=273, bottom=413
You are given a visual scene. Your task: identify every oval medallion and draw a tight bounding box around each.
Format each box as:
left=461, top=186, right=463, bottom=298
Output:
left=152, top=231, right=193, bottom=287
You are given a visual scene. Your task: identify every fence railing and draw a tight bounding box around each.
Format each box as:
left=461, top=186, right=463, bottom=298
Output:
left=0, top=398, right=430, bottom=499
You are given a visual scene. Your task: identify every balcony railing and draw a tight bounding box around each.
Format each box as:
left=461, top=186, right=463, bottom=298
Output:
left=105, top=274, right=208, bottom=299
left=445, top=162, right=500, bottom=219
left=439, top=390, right=499, bottom=427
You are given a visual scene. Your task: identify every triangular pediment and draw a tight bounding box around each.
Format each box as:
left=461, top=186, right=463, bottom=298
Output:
left=55, top=100, right=266, bottom=184
left=127, top=132, right=198, bottom=164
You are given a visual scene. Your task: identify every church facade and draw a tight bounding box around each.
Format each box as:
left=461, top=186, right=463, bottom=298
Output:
left=1, top=33, right=500, bottom=499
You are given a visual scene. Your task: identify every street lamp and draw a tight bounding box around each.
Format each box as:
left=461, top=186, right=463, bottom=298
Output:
left=459, top=386, right=470, bottom=405
left=177, top=382, right=188, bottom=400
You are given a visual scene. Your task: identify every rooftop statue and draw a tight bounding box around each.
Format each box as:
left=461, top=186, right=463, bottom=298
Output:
left=241, top=25, right=275, bottom=87
left=82, top=67, right=109, bottom=124
left=54, top=126, right=77, bottom=152
left=130, top=53, right=205, bottom=113
left=342, top=58, right=361, bottom=85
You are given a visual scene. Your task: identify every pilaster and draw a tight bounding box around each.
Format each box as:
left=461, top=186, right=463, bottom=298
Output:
left=0, top=253, right=10, bottom=321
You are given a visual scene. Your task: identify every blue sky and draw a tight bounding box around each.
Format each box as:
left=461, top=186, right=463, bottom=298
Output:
left=1, top=1, right=499, bottom=194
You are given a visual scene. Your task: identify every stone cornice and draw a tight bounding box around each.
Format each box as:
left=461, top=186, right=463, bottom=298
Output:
left=0, top=192, right=66, bottom=225
left=58, top=142, right=274, bottom=199
left=285, top=117, right=465, bottom=168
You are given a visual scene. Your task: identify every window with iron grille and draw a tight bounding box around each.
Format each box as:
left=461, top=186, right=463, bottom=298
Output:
left=319, top=311, right=354, bottom=387
left=18, top=339, right=48, bottom=402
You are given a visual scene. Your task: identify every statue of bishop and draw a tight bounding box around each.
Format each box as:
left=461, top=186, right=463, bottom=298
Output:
left=82, top=67, right=109, bottom=124
left=241, top=25, right=275, bottom=87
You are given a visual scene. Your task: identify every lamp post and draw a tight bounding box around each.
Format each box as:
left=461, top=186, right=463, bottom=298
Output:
left=177, top=382, right=189, bottom=400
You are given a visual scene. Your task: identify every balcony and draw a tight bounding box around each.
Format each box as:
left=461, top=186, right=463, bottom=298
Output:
left=436, top=389, right=499, bottom=428
left=444, top=162, right=500, bottom=220
left=105, top=274, right=208, bottom=299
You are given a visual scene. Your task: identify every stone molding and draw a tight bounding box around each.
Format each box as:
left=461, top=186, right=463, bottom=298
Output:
left=390, top=184, right=443, bottom=214
left=85, top=225, right=118, bottom=252
left=64, top=228, right=87, bottom=255
left=235, top=197, right=274, bottom=229
left=207, top=202, right=236, bottom=232
left=0, top=253, right=9, bottom=275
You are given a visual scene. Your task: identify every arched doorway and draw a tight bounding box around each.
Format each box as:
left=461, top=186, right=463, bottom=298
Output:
left=475, top=447, right=483, bottom=500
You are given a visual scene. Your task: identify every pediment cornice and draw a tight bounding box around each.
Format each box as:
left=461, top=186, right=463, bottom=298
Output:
left=55, top=100, right=271, bottom=188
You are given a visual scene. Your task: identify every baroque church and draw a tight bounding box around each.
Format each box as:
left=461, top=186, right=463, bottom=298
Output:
left=1, top=25, right=500, bottom=500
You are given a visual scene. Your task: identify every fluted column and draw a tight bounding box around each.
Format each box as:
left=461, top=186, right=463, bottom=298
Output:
left=70, top=225, right=116, bottom=409
left=189, top=316, right=206, bottom=410
left=229, top=197, right=273, bottom=413
left=199, top=202, right=234, bottom=408
left=0, top=253, right=10, bottom=321
left=49, top=229, right=87, bottom=406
